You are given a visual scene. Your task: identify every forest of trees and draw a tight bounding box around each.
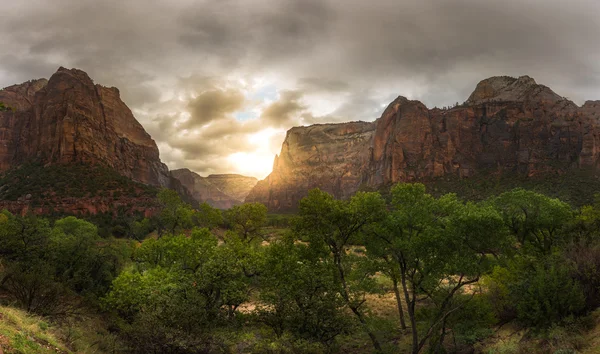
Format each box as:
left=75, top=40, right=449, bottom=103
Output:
left=1, top=185, right=600, bottom=353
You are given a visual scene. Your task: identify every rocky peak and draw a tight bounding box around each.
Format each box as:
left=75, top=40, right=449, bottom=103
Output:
left=0, top=78, right=48, bottom=111
left=466, top=75, right=562, bottom=105
left=0, top=67, right=173, bottom=188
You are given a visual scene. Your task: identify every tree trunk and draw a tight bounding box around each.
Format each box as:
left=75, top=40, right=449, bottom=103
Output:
left=400, top=270, right=419, bottom=354
left=334, top=253, right=382, bottom=352
left=392, top=275, right=407, bottom=330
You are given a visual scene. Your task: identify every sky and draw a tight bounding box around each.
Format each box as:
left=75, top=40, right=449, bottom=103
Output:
left=1, top=0, right=600, bottom=179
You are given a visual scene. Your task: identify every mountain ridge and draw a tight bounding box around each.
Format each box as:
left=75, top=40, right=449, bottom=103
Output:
left=246, top=75, right=600, bottom=210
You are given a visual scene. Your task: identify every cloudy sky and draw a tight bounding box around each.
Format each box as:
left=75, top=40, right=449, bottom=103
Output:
left=1, top=0, right=599, bottom=179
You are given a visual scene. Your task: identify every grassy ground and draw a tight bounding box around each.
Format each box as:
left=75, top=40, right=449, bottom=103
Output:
left=0, top=306, right=125, bottom=354
left=0, top=306, right=71, bottom=354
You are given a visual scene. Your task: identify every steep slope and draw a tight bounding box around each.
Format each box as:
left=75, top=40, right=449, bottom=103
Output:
left=0, top=67, right=193, bottom=215
left=245, top=121, right=376, bottom=210
left=0, top=67, right=171, bottom=186
left=171, top=169, right=257, bottom=209
left=247, top=76, right=600, bottom=211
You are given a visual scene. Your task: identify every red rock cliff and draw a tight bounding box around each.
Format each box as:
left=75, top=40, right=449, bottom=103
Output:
left=245, top=121, right=376, bottom=210
left=246, top=76, right=600, bottom=211
left=0, top=67, right=171, bottom=187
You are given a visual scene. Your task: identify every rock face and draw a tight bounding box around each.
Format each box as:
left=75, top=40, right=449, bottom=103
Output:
left=171, top=169, right=257, bottom=209
left=245, top=122, right=376, bottom=210
left=247, top=76, right=600, bottom=211
left=0, top=67, right=198, bottom=215
left=0, top=67, right=171, bottom=187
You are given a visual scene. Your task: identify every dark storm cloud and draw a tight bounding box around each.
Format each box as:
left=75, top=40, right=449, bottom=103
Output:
left=261, top=91, right=306, bottom=126
left=185, top=89, right=246, bottom=128
left=1, top=0, right=600, bottom=176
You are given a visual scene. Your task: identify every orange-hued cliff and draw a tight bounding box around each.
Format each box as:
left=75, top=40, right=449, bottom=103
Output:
left=246, top=76, right=600, bottom=210
left=0, top=67, right=171, bottom=186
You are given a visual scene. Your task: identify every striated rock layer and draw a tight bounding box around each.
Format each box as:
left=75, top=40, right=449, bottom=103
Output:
left=0, top=67, right=171, bottom=187
left=171, top=169, right=257, bottom=209
left=246, top=76, right=600, bottom=211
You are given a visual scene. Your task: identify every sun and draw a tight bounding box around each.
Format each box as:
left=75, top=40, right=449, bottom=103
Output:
left=227, top=128, right=284, bottom=179
left=227, top=152, right=274, bottom=179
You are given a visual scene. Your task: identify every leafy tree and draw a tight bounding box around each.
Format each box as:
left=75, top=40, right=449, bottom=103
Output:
left=105, top=228, right=259, bottom=352
left=258, top=238, right=354, bottom=347
left=487, top=257, right=586, bottom=328
left=294, top=189, right=386, bottom=352
left=491, top=188, right=573, bottom=255
left=0, top=213, right=128, bottom=314
left=130, top=217, right=153, bottom=240
left=223, top=202, right=267, bottom=242
left=194, top=202, right=223, bottom=229
left=156, top=188, right=194, bottom=236
left=365, top=184, right=509, bottom=353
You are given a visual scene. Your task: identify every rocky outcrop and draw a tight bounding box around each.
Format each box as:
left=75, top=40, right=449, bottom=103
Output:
left=0, top=67, right=171, bottom=187
left=171, top=169, right=257, bottom=209
left=245, top=121, right=376, bottom=210
left=247, top=76, right=600, bottom=211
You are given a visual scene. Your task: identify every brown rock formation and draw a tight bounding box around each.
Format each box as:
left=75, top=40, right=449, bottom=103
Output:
left=171, top=169, right=257, bottom=209
left=245, top=121, right=376, bottom=210
left=0, top=67, right=171, bottom=187
left=0, top=67, right=198, bottom=215
left=247, top=76, right=600, bottom=211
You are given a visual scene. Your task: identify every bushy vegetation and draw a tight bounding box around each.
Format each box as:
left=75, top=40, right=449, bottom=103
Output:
left=3, top=184, right=600, bottom=353
left=0, top=162, right=157, bottom=203
left=0, top=101, right=12, bottom=112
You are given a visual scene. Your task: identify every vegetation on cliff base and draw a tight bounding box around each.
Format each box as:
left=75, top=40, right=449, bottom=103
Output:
left=0, top=162, right=157, bottom=204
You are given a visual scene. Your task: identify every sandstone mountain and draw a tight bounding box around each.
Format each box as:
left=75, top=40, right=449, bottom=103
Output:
left=0, top=67, right=171, bottom=185
left=171, top=169, right=257, bottom=209
left=0, top=67, right=191, bottom=215
left=246, top=75, right=600, bottom=211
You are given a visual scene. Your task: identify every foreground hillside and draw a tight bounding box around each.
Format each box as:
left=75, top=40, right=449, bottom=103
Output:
left=0, top=306, right=71, bottom=354
left=247, top=76, right=600, bottom=211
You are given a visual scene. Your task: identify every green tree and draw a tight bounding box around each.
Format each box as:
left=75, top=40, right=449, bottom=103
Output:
left=258, top=237, right=354, bottom=348
left=0, top=213, right=128, bottom=314
left=365, top=184, right=508, bottom=353
left=105, top=228, right=258, bottom=352
left=491, top=188, right=573, bottom=255
left=295, top=189, right=386, bottom=352
left=223, top=202, right=267, bottom=242
left=194, top=202, right=223, bottom=229
left=156, top=188, right=194, bottom=236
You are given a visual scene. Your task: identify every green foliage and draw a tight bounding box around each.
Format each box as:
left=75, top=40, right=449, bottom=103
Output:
left=491, top=188, right=573, bottom=255
left=258, top=238, right=355, bottom=347
left=224, top=202, right=268, bottom=242
left=194, top=201, right=223, bottom=229
left=487, top=257, right=586, bottom=329
left=295, top=189, right=387, bottom=352
left=426, top=168, right=600, bottom=207
left=0, top=162, right=157, bottom=203
left=104, top=229, right=262, bottom=353
left=4, top=178, right=600, bottom=353
left=0, top=212, right=132, bottom=315
left=365, top=183, right=510, bottom=353
left=156, top=188, right=194, bottom=236
left=516, top=260, right=585, bottom=328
